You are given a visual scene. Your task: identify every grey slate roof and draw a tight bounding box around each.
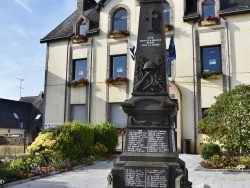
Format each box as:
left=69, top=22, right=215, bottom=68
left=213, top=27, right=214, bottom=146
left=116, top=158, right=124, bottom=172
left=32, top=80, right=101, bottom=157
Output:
left=219, top=0, right=250, bottom=16
left=184, top=0, right=250, bottom=22
left=0, top=96, right=44, bottom=131
left=40, top=1, right=105, bottom=43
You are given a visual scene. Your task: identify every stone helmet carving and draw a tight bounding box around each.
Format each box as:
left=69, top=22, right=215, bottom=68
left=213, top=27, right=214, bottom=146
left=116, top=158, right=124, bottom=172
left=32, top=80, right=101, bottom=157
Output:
left=143, top=61, right=156, bottom=71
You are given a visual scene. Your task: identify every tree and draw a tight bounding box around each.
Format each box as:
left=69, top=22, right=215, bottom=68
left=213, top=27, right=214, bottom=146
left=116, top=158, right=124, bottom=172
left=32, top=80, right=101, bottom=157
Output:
left=197, top=85, right=250, bottom=155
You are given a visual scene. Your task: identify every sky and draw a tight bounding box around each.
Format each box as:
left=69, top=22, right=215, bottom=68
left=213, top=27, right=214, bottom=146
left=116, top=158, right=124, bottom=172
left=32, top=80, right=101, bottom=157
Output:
left=0, top=0, right=77, bottom=100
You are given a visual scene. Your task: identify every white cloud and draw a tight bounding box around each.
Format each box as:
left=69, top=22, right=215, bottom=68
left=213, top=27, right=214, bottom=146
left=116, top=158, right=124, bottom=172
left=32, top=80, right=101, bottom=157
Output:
left=15, top=0, right=32, bottom=15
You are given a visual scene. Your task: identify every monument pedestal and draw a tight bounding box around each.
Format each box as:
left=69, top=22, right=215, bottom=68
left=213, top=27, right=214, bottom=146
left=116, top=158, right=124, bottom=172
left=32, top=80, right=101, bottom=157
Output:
left=109, top=96, right=191, bottom=188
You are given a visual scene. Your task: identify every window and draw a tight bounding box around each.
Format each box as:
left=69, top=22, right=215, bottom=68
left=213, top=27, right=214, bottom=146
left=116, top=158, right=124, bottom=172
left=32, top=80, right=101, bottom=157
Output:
left=35, top=114, right=41, bottom=120
left=202, top=0, right=215, bottom=17
left=164, top=2, right=170, bottom=24
left=201, top=46, right=221, bottom=73
left=73, top=59, right=87, bottom=80
left=71, top=104, right=86, bottom=123
left=13, top=113, right=19, bottom=119
left=110, top=55, right=127, bottom=78
left=202, top=108, right=209, bottom=118
left=112, top=9, right=127, bottom=31
left=77, top=19, right=86, bottom=35
left=109, top=103, right=127, bottom=128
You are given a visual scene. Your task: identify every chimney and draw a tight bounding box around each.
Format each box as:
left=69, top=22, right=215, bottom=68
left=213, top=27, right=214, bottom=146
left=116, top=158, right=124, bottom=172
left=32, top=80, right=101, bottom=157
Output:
left=77, top=0, right=84, bottom=12
left=77, top=0, right=96, bottom=12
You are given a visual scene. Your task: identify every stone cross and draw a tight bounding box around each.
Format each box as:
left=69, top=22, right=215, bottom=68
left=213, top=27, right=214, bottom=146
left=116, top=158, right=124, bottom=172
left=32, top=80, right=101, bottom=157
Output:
left=144, top=9, right=158, bottom=31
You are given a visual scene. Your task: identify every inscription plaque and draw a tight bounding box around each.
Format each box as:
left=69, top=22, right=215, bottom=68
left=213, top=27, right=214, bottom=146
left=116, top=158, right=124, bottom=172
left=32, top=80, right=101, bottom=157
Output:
left=140, top=36, right=162, bottom=47
left=127, top=129, right=169, bottom=153
left=125, top=167, right=169, bottom=188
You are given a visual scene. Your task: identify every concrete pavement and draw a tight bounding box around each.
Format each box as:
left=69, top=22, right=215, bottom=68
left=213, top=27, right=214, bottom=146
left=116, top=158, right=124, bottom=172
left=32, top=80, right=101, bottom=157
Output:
left=3, top=154, right=250, bottom=188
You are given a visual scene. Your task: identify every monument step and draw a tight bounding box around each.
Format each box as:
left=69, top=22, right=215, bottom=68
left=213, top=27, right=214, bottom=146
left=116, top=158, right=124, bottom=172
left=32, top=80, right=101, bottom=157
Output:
left=119, top=152, right=179, bottom=162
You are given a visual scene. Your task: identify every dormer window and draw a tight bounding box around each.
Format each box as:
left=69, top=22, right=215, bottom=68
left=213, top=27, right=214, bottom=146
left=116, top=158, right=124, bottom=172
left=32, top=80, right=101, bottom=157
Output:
left=77, top=18, right=86, bottom=35
left=112, top=8, right=127, bottom=31
left=202, top=0, right=215, bottom=17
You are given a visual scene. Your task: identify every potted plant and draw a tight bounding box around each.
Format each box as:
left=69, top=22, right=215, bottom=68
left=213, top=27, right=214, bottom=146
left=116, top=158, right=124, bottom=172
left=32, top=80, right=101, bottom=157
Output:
left=164, top=22, right=174, bottom=32
left=108, top=29, right=130, bottom=38
left=68, top=78, right=89, bottom=87
left=199, top=70, right=222, bottom=79
left=199, top=16, right=220, bottom=26
left=105, top=77, right=128, bottom=85
left=71, top=34, right=88, bottom=43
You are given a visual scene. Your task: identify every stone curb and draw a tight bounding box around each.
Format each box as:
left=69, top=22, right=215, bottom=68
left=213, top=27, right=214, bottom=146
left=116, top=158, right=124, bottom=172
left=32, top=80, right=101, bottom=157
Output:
left=195, top=168, right=250, bottom=173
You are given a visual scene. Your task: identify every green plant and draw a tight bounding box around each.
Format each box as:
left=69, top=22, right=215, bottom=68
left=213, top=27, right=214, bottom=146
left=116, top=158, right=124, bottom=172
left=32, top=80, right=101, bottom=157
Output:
left=57, top=121, right=94, bottom=159
left=93, top=122, right=118, bottom=153
left=200, top=142, right=221, bottom=160
left=197, top=85, right=250, bottom=156
left=89, top=143, right=108, bottom=158
left=28, top=121, right=94, bottom=160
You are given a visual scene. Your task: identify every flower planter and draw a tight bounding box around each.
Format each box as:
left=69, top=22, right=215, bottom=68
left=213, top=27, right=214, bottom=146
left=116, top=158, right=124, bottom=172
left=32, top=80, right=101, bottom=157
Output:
left=110, top=81, right=126, bottom=85
left=201, top=20, right=216, bottom=26
left=109, top=34, right=127, bottom=39
left=71, top=83, right=87, bottom=87
left=73, top=39, right=86, bottom=43
left=165, top=26, right=174, bottom=32
left=206, top=74, right=222, bottom=79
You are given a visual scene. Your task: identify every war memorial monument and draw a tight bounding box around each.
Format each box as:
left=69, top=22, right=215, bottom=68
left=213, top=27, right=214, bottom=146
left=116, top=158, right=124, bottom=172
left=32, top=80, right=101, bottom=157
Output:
left=108, top=0, right=192, bottom=187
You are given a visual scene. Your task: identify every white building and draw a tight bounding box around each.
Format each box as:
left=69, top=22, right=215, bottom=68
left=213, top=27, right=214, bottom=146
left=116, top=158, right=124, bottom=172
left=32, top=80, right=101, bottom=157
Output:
left=40, top=0, right=250, bottom=153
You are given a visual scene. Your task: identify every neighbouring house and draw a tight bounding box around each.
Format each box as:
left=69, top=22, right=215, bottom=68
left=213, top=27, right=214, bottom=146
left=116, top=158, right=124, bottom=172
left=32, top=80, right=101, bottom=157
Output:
left=40, top=0, right=250, bottom=153
left=0, top=93, right=44, bottom=145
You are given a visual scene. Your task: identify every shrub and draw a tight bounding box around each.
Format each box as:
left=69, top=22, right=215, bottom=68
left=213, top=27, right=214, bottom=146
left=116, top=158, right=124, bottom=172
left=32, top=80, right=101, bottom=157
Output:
left=9, top=154, right=46, bottom=173
left=93, top=122, right=118, bottom=153
left=27, top=131, right=60, bottom=160
left=197, top=85, right=250, bottom=156
left=89, top=143, right=108, bottom=158
left=57, top=121, right=94, bottom=159
left=200, top=142, right=220, bottom=160
left=28, top=121, right=94, bottom=160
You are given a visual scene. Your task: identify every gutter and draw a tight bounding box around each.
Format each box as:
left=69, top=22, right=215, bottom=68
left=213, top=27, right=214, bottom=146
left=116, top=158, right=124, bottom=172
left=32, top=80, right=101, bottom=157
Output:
left=64, top=39, right=71, bottom=122
left=192, top=21, right=198, bottom=154
left=87, top=37, right=94, bottom=123
left=222, top=17, right=231, bottom=91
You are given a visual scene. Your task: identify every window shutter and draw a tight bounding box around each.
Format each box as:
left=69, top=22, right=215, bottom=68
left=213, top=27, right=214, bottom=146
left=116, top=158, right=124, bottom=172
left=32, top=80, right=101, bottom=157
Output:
left=71, top=104, right=86, bottom=123
left=110, top=103, right=127, bottom=128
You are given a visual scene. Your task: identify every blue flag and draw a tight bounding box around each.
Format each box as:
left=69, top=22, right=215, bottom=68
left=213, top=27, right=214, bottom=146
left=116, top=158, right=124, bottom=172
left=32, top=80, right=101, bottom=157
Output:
left=167, top=34, right=176, bottom=62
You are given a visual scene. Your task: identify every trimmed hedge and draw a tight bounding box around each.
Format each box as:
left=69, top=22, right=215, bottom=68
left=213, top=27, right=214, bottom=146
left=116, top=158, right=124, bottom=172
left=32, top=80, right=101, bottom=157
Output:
left=28, top=121, right=118, bottom=160
left=93, top=122, right=118, bottom=153
left=201, top=142, right=221, bottom=160
left=28, top=121, right=94, bottom=160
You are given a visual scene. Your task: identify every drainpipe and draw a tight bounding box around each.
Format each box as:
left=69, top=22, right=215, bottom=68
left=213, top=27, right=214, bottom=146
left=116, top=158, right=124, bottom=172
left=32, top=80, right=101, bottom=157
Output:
left=87, top=37, right=94, bottom=123
left=192, top=21, right=197, bottom=154
left=64, top=39, right=71, bottom=122
left=222, top=17, right=231, bottom=91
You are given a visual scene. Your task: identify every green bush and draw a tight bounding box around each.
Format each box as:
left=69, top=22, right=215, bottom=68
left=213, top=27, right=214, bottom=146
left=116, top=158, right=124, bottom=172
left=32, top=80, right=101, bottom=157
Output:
left=89, top=143, right=108, bottom=158
left=28, top=121, right=94, bottom=160
left=57, top=121, right=94, bottom=159
left=197, top=85, right=250, bottom=155
left=200, top=142, right=221, bottom=160
left=93, top=122, right=118, bottom=153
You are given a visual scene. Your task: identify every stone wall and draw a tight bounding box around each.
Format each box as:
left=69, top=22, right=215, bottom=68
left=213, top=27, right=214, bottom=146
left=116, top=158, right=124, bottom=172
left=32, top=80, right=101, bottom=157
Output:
left=0, top=136, right=25, bottom=145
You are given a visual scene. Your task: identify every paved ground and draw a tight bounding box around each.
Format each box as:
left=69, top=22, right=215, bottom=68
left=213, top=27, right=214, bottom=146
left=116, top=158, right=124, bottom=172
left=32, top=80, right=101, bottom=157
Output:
left=3, top=154, right=250, bottom=188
